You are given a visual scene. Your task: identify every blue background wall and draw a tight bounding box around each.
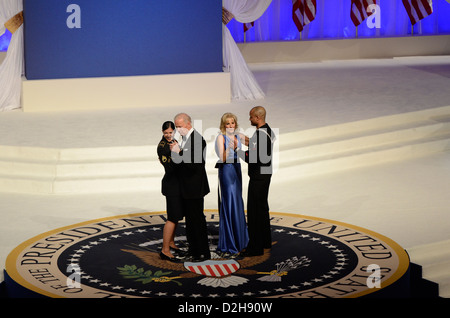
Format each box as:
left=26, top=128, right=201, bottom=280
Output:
left=23, top=0, right=223, bottom=80
left=3, top=2, right=449, bottom=60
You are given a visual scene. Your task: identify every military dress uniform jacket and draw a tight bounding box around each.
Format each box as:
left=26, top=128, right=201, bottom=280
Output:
left=157, top=137, right=181, bottom=197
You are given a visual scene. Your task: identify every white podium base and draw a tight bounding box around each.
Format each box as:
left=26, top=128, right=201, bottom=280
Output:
left=22, top=72, right=230, bottom=112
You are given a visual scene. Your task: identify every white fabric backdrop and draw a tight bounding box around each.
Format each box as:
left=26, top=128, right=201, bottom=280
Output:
left=0, top=0, right=24, bottom=112
left=222, top=0, right=272, bottom=101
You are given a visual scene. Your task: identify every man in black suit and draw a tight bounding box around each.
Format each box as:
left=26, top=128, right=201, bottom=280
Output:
left=170, top=113, right=211, bottom=261
left=237, top=106, right=276, bottom=256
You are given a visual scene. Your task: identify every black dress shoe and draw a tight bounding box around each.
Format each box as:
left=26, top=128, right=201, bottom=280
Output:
left=160, top=252, right=180, bottom=263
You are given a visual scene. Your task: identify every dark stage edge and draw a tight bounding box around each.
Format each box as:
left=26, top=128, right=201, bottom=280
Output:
left=4, top=211, right=434, bottom=300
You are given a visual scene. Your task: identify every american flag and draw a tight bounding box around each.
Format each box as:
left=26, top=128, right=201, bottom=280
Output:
left=244, top=21, right=254, bottom=32
left=351, top=0, right=377, bottom=27
left=402, top=0, right=433, bottom=25
left=292, top=0, right=316, bottom=32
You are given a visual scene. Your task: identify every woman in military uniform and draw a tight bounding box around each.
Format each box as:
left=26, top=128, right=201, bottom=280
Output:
left=157, top=121, right=184, bottom=261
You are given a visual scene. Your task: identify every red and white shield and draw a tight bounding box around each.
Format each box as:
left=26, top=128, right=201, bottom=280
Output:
left=184, top=259, right=240, bottom=277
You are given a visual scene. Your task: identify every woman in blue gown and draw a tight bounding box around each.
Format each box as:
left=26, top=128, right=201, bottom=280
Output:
left=215, top=113, right=249, bottom=257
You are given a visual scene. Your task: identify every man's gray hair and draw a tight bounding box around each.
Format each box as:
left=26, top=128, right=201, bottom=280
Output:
left=174, top=113, right=192, bottom=124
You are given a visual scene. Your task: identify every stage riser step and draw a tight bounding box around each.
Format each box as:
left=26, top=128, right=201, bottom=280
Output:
left=0, top=176, right=163, bottom=195
left=0, top=140, right=448, bottom=193
left=409, top=263, right=441, bottom=298
left=0, top=136, right=447, bottom=194
left=423, top=262, right=450, bottom=288
left=279, top=105, right=450, bottom=149
left=273, top=136, right=450, bottom=182
left=0, top=145, right=156, bottom=162
left=439, top=283, right=450, bottom=298
left=0, top=106, right=449, bottom=194
left=2, top=106, right=449, bottom=164
left=1, top=123, right=448, bottom=178
left=408, top=240, right=450, bottom=266
left=0, top=160, right=159, bottom=178
left=407, top=239, right=450, bottom=298
left=280, top=122, right=450, bottom=164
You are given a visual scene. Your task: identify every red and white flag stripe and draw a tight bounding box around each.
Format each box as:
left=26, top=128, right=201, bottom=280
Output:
left=351, top=0, right=377, bottom=27
left=402, top=0, right=433, bottom=25
left=292, top=0, right=316, bottom=32
left=186, top=261, right=240, bottom=277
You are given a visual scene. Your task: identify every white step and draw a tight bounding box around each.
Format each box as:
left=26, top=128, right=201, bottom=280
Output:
left=279, top=105, right=450, bottom=149
left=0, top=173, right=163, bottom=194
left=273, top=106, right=450, bottom=180
left=438, top=281, right=450, bottom=298
left=0, top=144, right=157, bottom=162
left=280, top=121, right=450, bottom=164
left=273, top=130, right=450, bottom=182
left=0, top=106, right=449, bottom=194
left=407, top=239, right=450, bottom=298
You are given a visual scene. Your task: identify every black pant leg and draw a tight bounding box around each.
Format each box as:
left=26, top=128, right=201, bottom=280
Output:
left=184, top=198, right=210, bottom=257
left=246, top=177, right=272, bottom=255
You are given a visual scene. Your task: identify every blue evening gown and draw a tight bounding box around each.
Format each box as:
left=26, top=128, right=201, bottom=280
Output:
left=215, top=134, right=249, bottom=254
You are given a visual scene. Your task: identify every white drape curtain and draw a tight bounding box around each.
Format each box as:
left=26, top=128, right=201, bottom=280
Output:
left=0, top=0, right=24, bottom=112
left=222, top=0, right=272, bottom=101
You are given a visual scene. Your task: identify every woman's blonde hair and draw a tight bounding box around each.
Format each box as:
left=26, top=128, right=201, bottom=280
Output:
left=219, top=113, right=239, bottom=134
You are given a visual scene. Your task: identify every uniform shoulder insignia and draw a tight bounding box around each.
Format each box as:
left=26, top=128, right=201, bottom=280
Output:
left=158, top=140, right=166, bottom=148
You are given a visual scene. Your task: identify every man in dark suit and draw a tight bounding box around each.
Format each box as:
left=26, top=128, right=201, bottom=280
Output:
left=237, top=106, right=276, bottom=256
left=170, top=113, right=211, bottom=261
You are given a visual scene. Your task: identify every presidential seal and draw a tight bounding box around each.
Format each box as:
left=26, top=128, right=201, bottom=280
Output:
left=5, top=211, right=409, bottom=298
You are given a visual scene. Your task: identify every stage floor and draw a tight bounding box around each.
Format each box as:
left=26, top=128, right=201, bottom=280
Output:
left=1, top=55, right=450, bottom=296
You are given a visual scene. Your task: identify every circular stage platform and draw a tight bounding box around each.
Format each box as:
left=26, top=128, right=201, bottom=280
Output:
left=5, top=211, right=410, bottom=299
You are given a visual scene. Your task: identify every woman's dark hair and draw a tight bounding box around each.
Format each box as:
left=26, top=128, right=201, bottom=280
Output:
left=162, top=121, right=175, bottom=131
